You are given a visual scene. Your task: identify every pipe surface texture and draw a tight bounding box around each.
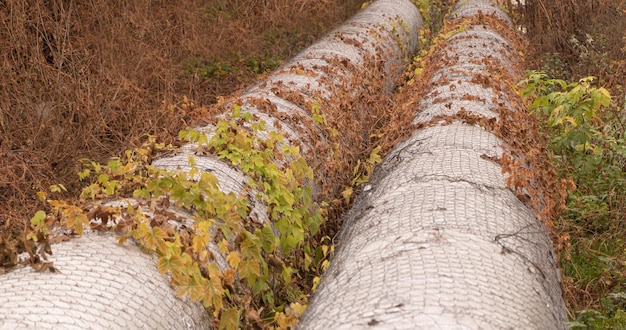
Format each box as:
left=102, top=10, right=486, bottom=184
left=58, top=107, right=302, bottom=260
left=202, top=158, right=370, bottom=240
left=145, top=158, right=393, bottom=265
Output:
left=0, top=1, right=422, bottom=329
left=299, top=1, right=568, bottom=329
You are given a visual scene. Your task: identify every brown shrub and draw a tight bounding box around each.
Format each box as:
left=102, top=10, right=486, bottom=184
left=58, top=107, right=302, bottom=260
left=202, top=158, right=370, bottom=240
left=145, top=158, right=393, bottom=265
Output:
left=0, top=0, right=365, bottom=238
left=509, top=0, right=625, bottom=86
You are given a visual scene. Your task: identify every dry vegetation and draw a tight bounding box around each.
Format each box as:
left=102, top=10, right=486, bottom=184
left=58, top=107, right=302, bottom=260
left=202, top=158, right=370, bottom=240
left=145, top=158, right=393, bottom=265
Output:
left=2, top=0, right=626, bottom=325
left=507, top=0, right=626, bottom=323
left=0, top=0, right=365, bottom=242
left=516, top=0, right=625, bottom=87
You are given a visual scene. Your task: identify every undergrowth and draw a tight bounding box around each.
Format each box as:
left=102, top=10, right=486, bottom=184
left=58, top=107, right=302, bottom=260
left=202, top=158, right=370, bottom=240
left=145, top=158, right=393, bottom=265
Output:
left=520, top=71, right=626, bottom=328
left=0, top=0, right=367, bottom=260
left=13, top=69, right=404, bottom=327
left=503, top=0, right=626, bottom=326
left=28, top=107, right=330, bottom=328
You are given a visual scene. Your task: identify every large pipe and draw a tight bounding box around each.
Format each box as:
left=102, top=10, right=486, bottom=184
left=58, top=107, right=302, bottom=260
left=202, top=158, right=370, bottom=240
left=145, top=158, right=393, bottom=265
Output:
left=299, top=0, right=568, bottom=328
left=0, top=235, right=212, bottom=329
left=0, top=1, right=422, bottom=328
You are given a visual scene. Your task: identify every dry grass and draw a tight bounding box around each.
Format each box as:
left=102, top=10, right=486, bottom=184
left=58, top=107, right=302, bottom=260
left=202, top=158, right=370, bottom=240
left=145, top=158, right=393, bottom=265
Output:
left=0, top=0, right=365, bottom=241
left=512, top=0, right=626, bottom=86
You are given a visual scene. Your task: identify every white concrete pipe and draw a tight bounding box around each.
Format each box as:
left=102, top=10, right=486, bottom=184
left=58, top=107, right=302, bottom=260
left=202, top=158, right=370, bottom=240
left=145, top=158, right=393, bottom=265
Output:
left=299, top=1, right=568, bottom=329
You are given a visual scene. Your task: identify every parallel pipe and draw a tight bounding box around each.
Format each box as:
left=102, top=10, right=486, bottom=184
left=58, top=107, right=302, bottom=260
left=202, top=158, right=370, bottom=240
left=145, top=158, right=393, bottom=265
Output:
left=0, top=1, right=422, bottom=328
left=299, top=1, right=568, bottom=328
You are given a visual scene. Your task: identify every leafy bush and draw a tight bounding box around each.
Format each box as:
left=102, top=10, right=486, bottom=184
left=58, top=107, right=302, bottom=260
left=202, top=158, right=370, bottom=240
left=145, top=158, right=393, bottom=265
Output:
left=520, top=71, right=626, bottom=327
left=520, top=71, right=623, bottom=229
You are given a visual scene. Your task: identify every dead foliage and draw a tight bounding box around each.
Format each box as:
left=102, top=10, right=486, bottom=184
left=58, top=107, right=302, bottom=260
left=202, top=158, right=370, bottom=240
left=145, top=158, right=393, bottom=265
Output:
left=397, top=6, right=571, bottom=307
left=0, top=0, right=365, bottom=261
left=506, top=0, right=626, bottom=87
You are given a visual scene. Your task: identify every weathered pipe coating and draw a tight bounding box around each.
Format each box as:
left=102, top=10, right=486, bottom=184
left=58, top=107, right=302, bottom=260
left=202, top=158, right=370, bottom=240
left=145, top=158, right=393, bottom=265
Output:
left=0, top=1, right=422, bottom=329
left=299, top=1, right=568, bottom=329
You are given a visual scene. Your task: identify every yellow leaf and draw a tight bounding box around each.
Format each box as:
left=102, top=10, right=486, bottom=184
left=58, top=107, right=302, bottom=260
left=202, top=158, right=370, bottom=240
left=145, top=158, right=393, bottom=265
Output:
left=49, top=184, right=67, bottom=193
left=30, top=210, right=47, bottom=228
left=197, top=220, right=212, bottom=234
left=239, top=257, right=261, bottom=279
left=226, top=251, right=241, bottom=269
left=342, top=187, right=353, bottom=203
left=565, top=116, right=577, bottom=126
left=36, top=191, right=47, bottom=202
left=199, top=172, right=218, bottom=192
left=47, top=199, right=64, bottom=211
left=198, top=250, right=210, bottom=262
left=321, top=244, right=329, bottom=257
left=222, top=269, right=236, bottom=286
left=192, top=234, right=210, bottom=253
left=204, top=279, right=224, bottom=313
left=275, top=311, right=296, bottom=330
left=144, top=226, right=169, bottom=253
left=158, top=252, right=183, bottom=275
left=311, top=276, right=321, bottom=292
left=188, top=273, right=207, bottom=302
left=289, top=302, right=307, bottom=316
left=64, top=207, right=88, bottom=235
left=132, top=222, right=151, bottom=240
left=321, top=259, right=330, bottom=272
left=218, top=239, right=230, bottom=254
left=275, top=302, right=307, bottom=329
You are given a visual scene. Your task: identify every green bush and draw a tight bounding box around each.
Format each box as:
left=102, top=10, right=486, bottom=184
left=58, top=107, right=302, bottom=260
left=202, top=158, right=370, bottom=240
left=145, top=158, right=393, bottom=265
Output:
left=520, top=71, right=626, bottom=327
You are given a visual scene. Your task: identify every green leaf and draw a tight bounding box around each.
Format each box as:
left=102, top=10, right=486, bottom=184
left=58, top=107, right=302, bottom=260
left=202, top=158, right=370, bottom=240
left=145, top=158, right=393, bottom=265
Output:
left=309, top=209, right=323, bottom=236
left=282, top=265, right=294, bottom=284
left=198, top=172, right=218, bottom=193
left=232, top=104, right=242, bottom=117
left=258, top=225, right=277, bottom=253
left=591, top=87, right=611, bottom=108
left=188, top=155, right=196, bottom=167
left=30, top=210, right=46, bottom=227
left=219, top=308, right=240, bottom=330
left=107, top=158, right=121, bottom=174
left=49, top=184, right=67, bottom=193
left=97, top=173, right=110, bottom=184
left=157, top=177, right=173, bottom=189
left=78, top=169, right=91, bottom=181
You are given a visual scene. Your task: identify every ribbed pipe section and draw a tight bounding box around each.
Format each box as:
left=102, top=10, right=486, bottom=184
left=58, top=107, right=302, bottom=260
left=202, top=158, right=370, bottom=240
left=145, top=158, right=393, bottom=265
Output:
left=0, top=1, right=422, bottom=329
left=299, top=1, right=568, bottom=329
left=0, top=235, right=211, bottom=329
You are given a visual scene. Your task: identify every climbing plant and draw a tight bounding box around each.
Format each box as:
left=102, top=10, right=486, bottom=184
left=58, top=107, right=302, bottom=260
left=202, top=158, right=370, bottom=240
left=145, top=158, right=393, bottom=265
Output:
left=29, top=106, right=341, bottom=328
